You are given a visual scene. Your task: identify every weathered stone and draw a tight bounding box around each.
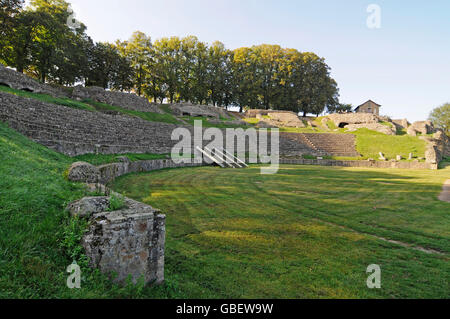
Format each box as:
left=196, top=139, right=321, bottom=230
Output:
left=0, top=65, right=68, bottom=98
left=396, top=155, right=403, bottom=161
left=346, top=123, right=396, bottom=135
left=407, top=121, right=435, bottom=136
left=80, top=197, right=165, bottom=285
left=408, top=153, right=413, bottom=160
left=379, top=152, right=387, bottom=161
left=261, top=112, right=306, bottom=128
left=425, top=146, right=438, bottom=164
left=116, top=156, right=131, bottom=163
left=392, top=119, right=410, bottom=129
left=68, top=162, right=101, bottom=183
left=327, top=113, right=379, bottom=128
left=169, top=103, right=224, bottom=119
left=407, top=126, right=417, bottom=136
left=71, top=85, right=163, bottom=114
left=66, top=196, right=110, bottom=218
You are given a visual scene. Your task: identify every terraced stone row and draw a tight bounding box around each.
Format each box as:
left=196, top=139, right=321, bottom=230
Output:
left=302, top=133, right=360, bottom=157
left=0, top=91, right=360, bottom=158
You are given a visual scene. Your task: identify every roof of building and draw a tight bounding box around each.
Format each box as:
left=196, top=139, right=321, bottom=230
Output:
left=354, top=100, right=382, bottom=111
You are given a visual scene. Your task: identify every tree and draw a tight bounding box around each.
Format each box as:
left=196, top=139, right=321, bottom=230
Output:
left=117, top=31, right=152, bottom=96
left=0, top=0, right=24, bottom=61
left=207, top=41, right=233, bottom=107
left=429, top=103, right=450, bottom=135
left=328, top=103, right=353, bottom=114
left=152, top=36, right=183, bottom=103
left=85, top=41, right=133, bottom=90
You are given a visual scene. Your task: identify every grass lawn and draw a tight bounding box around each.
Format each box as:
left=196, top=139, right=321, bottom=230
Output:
left=73, top=153, right=169, bottom=166
left=0, top=85, right=95, bottom=111
left=112, top=165, right=450, bottom=299
left=1, top=120, right=448, bottom=299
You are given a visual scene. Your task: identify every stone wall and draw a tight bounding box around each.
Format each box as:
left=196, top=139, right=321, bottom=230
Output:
left=258, top=112, right=306, bottom=128
left=71, top=85, right=163, bottom=113
left=66, top=158, right=208, bottom=286
left=68, top=195, right=165, bottom=285
left=0, top=91, right=179, bottom=156
left=168, top=103, right=229, bottom=119
left=327, top=113, right=379, bottom=127
left=0, top=91, right=360, bottom=158
left=280, top=158, right=438, bottom=170
left=69, top=158, right=205, bottom=185
left=0, top=65, right=68, bottom=98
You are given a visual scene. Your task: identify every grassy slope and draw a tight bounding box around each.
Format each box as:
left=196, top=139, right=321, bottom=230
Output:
left=0, top=84, right=95, bottom=111
left=251, top=116, right=428, bottom=160
left=113, top=165, right=450, bottom=299
left=73, top=153, right=169, bottom=166
left=0, top=121, right=448, bottom=298
left=0, top=122, right=167, bottom=298
left=0, top=85, right=179, bottom=125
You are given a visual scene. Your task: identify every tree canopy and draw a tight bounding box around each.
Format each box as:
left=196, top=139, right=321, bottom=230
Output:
left=429, top=103, right=450, bottom=135
left=0, top=0, right=340, bottom=115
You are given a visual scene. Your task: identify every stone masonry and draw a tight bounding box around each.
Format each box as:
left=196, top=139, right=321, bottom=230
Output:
left=0, top=91, right=360, bottom=158
left=65, top=158, right=205, bottom=286
left=0, top=65, right=68, bottom=98
left=67, top=194, right=165, bottom=285
left=71, top=85, right=163, bottom=113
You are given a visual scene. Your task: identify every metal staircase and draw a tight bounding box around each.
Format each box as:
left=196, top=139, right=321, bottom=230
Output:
left=196, top=146, right=248, bottom=168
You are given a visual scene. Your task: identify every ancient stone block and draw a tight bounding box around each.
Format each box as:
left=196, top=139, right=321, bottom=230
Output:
left=408, top=121, right=435, bottom=136
left=68, top=162, right=101, bottom=183
left=345, top=123, right=396, bottom=135
left=78, top=197, right=165, bottom=285
left=67, top=196, right=110, bottom=218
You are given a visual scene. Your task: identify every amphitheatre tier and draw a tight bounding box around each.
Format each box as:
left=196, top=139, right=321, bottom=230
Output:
left=0, top=91, right=360, bottom=158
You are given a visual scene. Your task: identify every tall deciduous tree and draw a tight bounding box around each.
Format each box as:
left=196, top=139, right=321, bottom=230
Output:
left=429, top=103, right=450, bottom=135
left=117, top=31, right=152, bottom=96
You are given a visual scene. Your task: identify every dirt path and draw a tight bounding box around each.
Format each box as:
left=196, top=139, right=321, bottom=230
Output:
left=311, top=218, right=446, bottom=256
left=439, top=180, right=450, bottom=203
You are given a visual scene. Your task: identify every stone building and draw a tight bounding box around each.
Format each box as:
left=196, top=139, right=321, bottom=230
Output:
left=354, top=100, right=381, bottom=116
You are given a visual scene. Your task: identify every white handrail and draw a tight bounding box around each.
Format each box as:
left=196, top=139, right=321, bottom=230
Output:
left=221, top=148, right=249, bottom=168
left=196, top=146, right=225, bottom=168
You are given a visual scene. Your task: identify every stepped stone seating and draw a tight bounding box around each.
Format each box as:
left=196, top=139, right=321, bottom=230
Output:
left=301, top=133, right=360, bottom=157
left=0, top=91, right=360, bottom=158
left=71, top=85, right=163, bottom=114
left=0, top=65, right=68, bottom=98
left=0, top=91, right=180, bottom=156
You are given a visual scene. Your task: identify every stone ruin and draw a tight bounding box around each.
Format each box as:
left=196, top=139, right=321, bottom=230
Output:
left=406, top=121, right=435, bottom=136
left=71, top=85, right=163, bottom=114
left=0, top=64, right=68, bottom=98
left=245, top=109, right=306, bottom=128
left=326, top=113, right=397, bottom=135
left=64, top=158, right=206, bottom=285
left=168, top=103, right=228, bottom=119
left=67, top=193, right=165, bottom=285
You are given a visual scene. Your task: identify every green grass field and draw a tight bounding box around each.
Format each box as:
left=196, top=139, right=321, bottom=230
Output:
left=112, top=165, right=450, bottom=299
left=0, top=120, right=448, bottom=299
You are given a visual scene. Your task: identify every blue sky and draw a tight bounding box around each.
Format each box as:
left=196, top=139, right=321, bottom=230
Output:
left=57, top=0, right=450, bottom=121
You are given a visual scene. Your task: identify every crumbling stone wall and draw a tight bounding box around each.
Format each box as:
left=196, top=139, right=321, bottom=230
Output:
left=0, top=65, right=68, bottom=98
left=327, top=113, right=379, bottom=128
left=407, top=121, right=435, bottom=136
left=168, top=103, right=229, bottom=119
left=258, top=112, right=306, bottom=128
left=71, top=85, right=163, bottom=113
